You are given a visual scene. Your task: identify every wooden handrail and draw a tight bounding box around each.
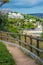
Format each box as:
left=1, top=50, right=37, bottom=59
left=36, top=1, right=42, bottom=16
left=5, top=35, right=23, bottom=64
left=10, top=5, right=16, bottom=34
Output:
left=0, top=35, right=43, bottom=54
left=0, top=31, right=43, bottom=65
left=0, top=31, right=43, bottom=41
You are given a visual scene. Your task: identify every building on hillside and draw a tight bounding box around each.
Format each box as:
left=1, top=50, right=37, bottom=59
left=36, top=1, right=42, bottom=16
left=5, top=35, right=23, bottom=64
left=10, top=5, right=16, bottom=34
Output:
left=8, top=12, right=24, bottom=19
left=35, top=24, right=42, bottom=31
left=29, top=19, right=36, bottom=22
left=0, top=9, right=11, bottom=14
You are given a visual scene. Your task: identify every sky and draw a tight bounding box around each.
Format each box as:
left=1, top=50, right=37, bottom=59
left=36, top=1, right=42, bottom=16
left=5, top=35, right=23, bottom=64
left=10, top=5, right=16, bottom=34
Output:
left=0, top=0, right=43, bottom=14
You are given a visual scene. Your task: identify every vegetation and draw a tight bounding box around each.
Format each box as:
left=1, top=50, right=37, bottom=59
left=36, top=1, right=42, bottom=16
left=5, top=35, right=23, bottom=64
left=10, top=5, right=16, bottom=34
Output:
left=0, top=1, right=43, bottom=65
left=0, top=1, right=16, bottom=65
left=40, top=18, right=43, bottom=38
left=0, top=0, right=43, bottom=38
left=0, top=14, right=8, bottom=31
left=0, top=11, right=43, bottom=38
left=41, top=32, right=43, bottom=38
left=8, top=18, right=36, bottom=29
left=0, top=42, right=16, bottom=65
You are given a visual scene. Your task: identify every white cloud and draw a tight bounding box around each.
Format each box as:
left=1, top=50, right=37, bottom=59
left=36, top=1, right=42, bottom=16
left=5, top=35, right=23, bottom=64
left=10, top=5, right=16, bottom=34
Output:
left=14, top=0, right=43, bottom=6
left=28, top=0, right=43, bottom=5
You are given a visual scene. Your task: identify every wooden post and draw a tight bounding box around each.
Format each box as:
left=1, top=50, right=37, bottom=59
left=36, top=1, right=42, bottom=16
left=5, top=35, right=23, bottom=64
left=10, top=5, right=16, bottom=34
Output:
left=36, top=39, right=39, bottom=56
left=1, top=32, right=2, bottom=40
left=25, top=34, right=26, bottom=42
left=30, top=36, right=32, bottom=52
left=0, top=33, right=1, bottom=39
left=7, top=33, right=8, bottom=41
left=24, top=34, right=27, bottom=47
left=19, top=34, right=21, bottom=45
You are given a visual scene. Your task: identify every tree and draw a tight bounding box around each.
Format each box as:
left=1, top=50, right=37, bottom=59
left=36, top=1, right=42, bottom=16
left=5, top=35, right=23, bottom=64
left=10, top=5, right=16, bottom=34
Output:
left=41, top=19, right=43, bottom=38
left=0, top=0, right=9, bottom=6
left=0, top=0, right=10, bottom=31
left=0, top=14, right=9, bottom=31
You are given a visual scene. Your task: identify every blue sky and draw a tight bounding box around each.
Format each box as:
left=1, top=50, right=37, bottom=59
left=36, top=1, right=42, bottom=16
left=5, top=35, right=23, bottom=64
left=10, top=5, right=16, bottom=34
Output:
left=0, top=0, right=43, bottom=14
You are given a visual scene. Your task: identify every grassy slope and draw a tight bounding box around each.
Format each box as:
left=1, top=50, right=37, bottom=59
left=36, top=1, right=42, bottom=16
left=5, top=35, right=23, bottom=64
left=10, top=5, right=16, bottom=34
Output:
left=0, top=42, right=16, bottom=65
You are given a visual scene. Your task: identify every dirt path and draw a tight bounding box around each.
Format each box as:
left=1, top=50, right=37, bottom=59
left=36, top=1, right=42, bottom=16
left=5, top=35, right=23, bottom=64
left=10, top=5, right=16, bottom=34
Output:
left=6, top=44, right=38, bottom=65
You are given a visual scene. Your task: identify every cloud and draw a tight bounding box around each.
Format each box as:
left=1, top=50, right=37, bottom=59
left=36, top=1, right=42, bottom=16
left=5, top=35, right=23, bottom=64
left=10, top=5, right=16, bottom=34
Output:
left=1, top=0, right=43, bottom=9
left=0, top=0, right=43, bottom=14
left=26, top=0, right=43, bottom=5
left=13, top=0, right=43, bottom=5
left=11, top=0, right=43, bottom=8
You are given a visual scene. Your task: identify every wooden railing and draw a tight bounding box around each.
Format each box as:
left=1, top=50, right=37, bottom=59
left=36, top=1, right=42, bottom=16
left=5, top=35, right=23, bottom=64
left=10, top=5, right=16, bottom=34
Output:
left=0, top=31, right=43, bottom=65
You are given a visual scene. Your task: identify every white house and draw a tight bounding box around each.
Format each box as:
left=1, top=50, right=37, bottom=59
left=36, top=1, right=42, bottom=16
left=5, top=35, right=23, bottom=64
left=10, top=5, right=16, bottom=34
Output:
left=35, top=24, right=42, bottom=31
left=8, top=12, right=24, bottom=19
left=29, top=19, right=36, bottom=22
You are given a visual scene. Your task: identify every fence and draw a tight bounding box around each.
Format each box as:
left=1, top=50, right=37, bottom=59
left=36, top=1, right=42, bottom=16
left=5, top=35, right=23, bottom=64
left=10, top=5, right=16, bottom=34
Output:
left=0, top=31, right=43, bottom=65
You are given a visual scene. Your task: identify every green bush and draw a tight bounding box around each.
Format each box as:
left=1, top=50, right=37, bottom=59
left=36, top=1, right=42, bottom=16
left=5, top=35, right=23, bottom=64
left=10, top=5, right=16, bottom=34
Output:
left=41, top=32, right=43, bottom=38
left=0, top=42, right=16, bottom=65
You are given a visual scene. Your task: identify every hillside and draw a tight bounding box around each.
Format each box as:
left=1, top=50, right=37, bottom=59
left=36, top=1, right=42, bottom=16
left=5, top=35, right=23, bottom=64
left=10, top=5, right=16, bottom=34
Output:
left=29, top=13, right=43, bottom=18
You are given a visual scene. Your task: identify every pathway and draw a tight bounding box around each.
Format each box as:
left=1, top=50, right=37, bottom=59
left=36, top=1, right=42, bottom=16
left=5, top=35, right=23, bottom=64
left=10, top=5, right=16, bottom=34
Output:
left=6, top=44, right=38, bottom=65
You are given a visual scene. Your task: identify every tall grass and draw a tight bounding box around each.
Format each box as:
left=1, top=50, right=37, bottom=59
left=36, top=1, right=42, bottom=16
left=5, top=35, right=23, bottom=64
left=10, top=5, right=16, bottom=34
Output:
left=0, top=42, right=16, bottom=65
